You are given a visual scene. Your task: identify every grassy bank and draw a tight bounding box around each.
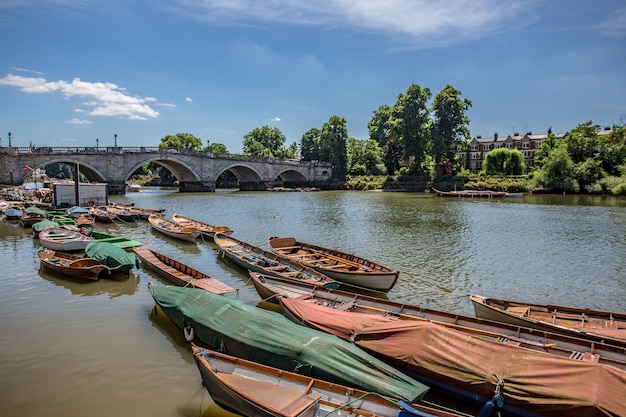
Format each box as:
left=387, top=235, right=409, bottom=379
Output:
left=345, top=175, right=531, bottom=192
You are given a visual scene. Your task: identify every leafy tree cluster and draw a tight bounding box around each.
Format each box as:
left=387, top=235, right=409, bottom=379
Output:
left=242, top=126, right=298, bottom=159
left=531, top=121, right=626, bottom=194
left=159, top=132, right=229, bottom=155
left=482, top=148, right=526, bottom=175
left=368, top=84, right=471, bottom=176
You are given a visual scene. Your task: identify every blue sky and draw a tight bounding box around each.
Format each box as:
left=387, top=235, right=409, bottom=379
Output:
left=1, top=1, right=625, bottom=153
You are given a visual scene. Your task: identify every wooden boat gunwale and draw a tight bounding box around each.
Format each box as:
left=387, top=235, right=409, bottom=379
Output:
left=267, top=236, right=398, bottom=292
left=214, top=233, right=338, bottom=288
left=38, top=249, right=107, bottom=280
left=134, top=247, right=235, bottom=294
left=148, top=214, right=201, bottom=242
left=171, top=213, right=233, bottom=238
left=470, top=294, right=626, bottom=346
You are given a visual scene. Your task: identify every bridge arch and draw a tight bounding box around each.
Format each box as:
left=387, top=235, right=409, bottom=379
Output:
left=32, top=159, right=107, bottom=183
left=217, top=163, right=266, bottom=191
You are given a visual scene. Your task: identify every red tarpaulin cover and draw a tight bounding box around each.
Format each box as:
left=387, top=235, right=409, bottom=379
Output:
left=281, top=297, right=626, bottom=417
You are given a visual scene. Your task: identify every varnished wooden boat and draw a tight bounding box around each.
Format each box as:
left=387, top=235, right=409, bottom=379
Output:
left=251, top=273, right=626, bottom=370
left=108, top=203, right=164, bottom=220
left=214, top=233, right=339, bottom=288
left=280, top=296, right=626, bottom=417
left=171, top=213, right=233, bottom=239
left=19, top=206, right=47, bottom=227
left=432, top=188, right=507, bottom=198
left=38, top=249, right=107, bottom=280
left=191, top=344, right=463, bottom=417
left=134, top=247, right=235, bottom=294
left=470, top=294, right=626, bottom=345
left=75, top=213, right=95, bottom=228
left=89, top=207, right=116, bottom=223
left=106, top=206, right=139, bottom=222
left=38, top=227, right=93, bottom=251
left=148, top=215, right=200, bottom=242
left=268, top=236, right=398, bottom=292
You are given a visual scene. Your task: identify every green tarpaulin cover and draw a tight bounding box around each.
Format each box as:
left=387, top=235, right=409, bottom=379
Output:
left=85, top=241, right=136, bottom=270
left=148, top=283, right=428, bottom=402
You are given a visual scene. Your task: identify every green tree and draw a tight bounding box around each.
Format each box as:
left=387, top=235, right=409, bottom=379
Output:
left=367, top=105, right=394, bottom=147
left=482, top=148, right=525, bottom=175
left=382, top=137, right=403, bottom=175
left=347, top=138, right=384, bottom=175
left=159, top=133, right=203, bottom=149
left=300, top=128, right=327, bottom=161
left=390, top=84, right=432, bottom=174
left=319, top=115, right=348, bottom=178
left=534, top=143, right=579, bottom=192
left=533, top=131, right=559, bottom=169
left=243, top=125, right=286, bottom=157
left=206, top=142, right=228, bottom=155
left=430, top=85, right=472, bottom=175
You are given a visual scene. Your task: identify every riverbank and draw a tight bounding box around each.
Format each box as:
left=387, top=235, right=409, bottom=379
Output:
left=345, top=174, right=530, bottom=193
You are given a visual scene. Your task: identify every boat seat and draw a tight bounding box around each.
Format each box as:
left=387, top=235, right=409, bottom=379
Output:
left=506, top=306, right=530, bottom=317
left=279, top=394, right=320, bottom=417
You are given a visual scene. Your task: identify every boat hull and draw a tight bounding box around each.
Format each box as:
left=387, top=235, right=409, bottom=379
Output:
left=470, top=295, right=626, bottom=346
left=38, top=250, right=106, bottom=280
left=148, top=215, right=200, bottom=242
left=134, top=247, right=234, bottom=294
left=268, top=236, right=398, bottom=292
left=38, top=228, right=92, bottom=251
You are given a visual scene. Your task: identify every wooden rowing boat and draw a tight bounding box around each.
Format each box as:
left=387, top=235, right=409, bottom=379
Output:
left=171, top=213, right=233, bottom=239
left=280, top=296, right=626, bottom=417
left=38, top=249, right=107, bottom=280
left=89, top=206, right=116, bottom=223
left=19, top=206, right=47, bottom=227
left=149, top=283, right=428, bottom=403
left=148, top=215, right=200, bottom=242
left=470, top=294, right=626, bottom=345
left=250, top=273, right=626, bottom=370
left=214, top=233, right=338, bottom=288
left=432, top=188, right=507, bottom=198
left=134, top=247, right=235, bottom=294
left=191, top=344, right=463, bottom=417
left=38, top=227, right=93, bottom=251
left=268, top=236, right=398, bottom=292
left=106, top=206, right=138, bottom=222
left=108, top=203, right=165, bottom=220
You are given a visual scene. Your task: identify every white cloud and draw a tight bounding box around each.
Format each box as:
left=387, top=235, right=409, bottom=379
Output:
left=171, top=0, right=531, bottom=44
left=185, top=97, right=192, bottom=102
left=0, top=74, right=160, bottom=120
left=599, top=8, right=626, bottom=37
left=66, top=118, right=92, bottom=124
left=270, top=117, right=282, bottom=122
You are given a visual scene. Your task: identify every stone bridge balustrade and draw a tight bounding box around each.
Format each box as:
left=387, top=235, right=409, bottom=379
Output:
left=0, top=146, right=333, bottom=194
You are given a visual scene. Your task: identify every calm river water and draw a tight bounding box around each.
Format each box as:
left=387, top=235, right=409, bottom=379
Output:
left=1, top=189, right=625, bottom=417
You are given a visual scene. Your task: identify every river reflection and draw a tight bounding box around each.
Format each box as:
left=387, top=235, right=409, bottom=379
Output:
left=1, top=189, right=625, bottom=417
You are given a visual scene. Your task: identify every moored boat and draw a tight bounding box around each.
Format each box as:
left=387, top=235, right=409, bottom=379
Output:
left=191, top=345, right=463, bottom=417
left=19, top=206, right=47, bottom=227
left=134, top=247, right=235, bottom=294
left=148, top=215, right=201, bottom=242
left=148, top=283, right=428, bottom=403
left=89, top=206, right=116, bottom=223
left=214, top=233, right=338, bottom=288
left=74, top=213, right=95, bottom=228
left=88, top=230, right=144, bottom=251
left=85, top=241, right=137, bottom=275
left=38, top=249, right=107, bottom=280
left=32, top=219, right=60, bottom=236
left=38, top=227, right=93, bottom=251
left=470, top=294, right=626, bottom=346
left=268, top=236, right=399, bottom=292
left=280, top=296, right=626, bottom=417
left=251, top=274, right=626, bottom=370
left=106, top=206, right=138, bottom=222
left=432, top=188, right=507, bottom=198
left=171, top=213, right=233, bottom=239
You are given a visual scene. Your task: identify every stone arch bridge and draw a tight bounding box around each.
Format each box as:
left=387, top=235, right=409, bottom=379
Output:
left=0, top=146, right=333, bottom=194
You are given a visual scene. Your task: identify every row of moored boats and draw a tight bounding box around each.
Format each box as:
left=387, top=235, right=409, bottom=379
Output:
left=4, top=201, right=626, bottom=417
